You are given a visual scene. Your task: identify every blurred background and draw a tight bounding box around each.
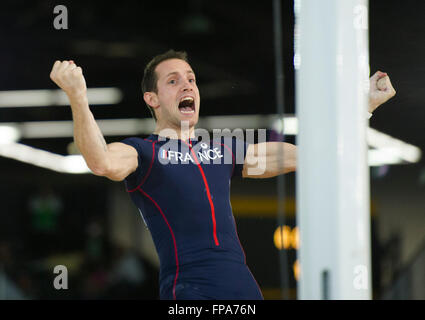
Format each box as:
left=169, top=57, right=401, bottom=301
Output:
left=0, top=0, right=424, bottom=299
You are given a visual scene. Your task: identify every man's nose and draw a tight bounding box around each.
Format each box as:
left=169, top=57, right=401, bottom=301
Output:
left=181, top=79, right=193, bottom=91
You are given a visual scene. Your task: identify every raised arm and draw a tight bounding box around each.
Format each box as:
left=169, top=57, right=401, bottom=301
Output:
left=242, top=142, right=297, bottom=179
left=369, top=71, right=396, bottom=114
left=50, top=60, right=137, bottom=181
left=242, top=71, right=396, bottom=179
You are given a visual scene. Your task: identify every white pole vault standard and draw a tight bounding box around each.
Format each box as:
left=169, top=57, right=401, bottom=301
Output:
left=295, top=0, right=372, bottom=299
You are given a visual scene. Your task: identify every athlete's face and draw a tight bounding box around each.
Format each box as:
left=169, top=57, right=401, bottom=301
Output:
left=145, top=59, right=200, bottom=129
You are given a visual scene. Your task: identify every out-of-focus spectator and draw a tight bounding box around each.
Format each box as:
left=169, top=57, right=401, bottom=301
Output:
left=27, top=186, right=63, bottom=257
left=0, top=241, right=29, bottom=299
left=28, top=186, right=63, bottom=234
left=109, top=246, right=146, bottom=286
left=105, top=245, right=159, bottom=299
left=0, top=270, right=28, bottom=299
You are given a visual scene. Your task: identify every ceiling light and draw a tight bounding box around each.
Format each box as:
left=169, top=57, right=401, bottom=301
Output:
left=0, top=88, right=122, bottom=108
left=0, top=125, right=21, bottom=144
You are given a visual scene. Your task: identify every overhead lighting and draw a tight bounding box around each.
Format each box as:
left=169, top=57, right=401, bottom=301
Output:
left=0, top=88, right=122, bottom=108
left=7, top=116, right=293, bottom=139
left=0, top=115, right=421, bottom=172
left=0, top=125, right=21, bottom=144
left=5, top=119, right=155, bottom=139
left=368, top=149, right=407, bottom=167
left=367, top=127, right=422, bottom=164
left=0, top=143, right=90, bottom=174
left=272, top=116, right=298, bottom=135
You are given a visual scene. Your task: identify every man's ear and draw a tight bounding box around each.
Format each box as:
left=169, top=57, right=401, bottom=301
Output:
left=144, top=92, right=159, bottom=109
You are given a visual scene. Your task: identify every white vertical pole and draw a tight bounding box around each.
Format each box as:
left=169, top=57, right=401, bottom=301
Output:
left=295, top=0, right=372, bottom=299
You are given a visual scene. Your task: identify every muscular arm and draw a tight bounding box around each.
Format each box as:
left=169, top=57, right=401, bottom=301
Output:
left=69, top=95, right=137, bottom=181
left=242, top=142, right=297, bottom=179
left=50, top=60, right=138, bottom=181
left=241, top=71, right=395, bottom=179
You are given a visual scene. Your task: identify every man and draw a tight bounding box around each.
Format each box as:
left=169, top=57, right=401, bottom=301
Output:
left=50, top=50, right=395, bottom=299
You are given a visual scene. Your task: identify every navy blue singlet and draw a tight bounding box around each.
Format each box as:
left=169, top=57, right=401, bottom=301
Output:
left=121, top=134, right=263, bottom=300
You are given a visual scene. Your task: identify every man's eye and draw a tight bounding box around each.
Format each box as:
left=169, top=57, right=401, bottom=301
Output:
left=169, top=79, right=176, bottom=84
left=189, top=79, right=195, bottom=83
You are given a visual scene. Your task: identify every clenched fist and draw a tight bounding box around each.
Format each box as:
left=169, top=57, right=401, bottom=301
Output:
left=369, top=71, right=396, bottom=113
left=50, top=60, right=87, bottom=99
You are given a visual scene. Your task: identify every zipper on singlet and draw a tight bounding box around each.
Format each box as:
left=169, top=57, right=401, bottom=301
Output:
left=184, top=139, right=219, bottom=246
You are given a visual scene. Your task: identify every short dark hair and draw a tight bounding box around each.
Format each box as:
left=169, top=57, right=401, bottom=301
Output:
left=142, top=50, right=189, bottom=121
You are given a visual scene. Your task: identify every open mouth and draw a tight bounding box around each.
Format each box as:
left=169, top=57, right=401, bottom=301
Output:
left=178, top=96, right=195, bottom=114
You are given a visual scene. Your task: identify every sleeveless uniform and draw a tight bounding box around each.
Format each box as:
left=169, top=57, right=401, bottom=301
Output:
left=121, top=134, right=263, bottom=300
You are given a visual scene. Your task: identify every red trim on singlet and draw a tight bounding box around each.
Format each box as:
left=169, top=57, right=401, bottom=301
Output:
left=126, top=137, right=180, bottom=299
left=183, top=140, right=219, bottom=246
left=126, top=140, right=157, bottom=193
left=138, top=188, right=180, bottom=300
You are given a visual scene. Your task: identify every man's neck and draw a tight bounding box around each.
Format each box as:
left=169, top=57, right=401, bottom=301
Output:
left=153, top=121, right=195, bottom=141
